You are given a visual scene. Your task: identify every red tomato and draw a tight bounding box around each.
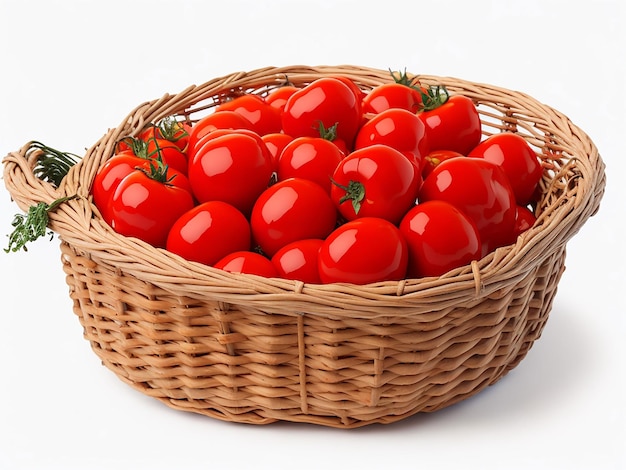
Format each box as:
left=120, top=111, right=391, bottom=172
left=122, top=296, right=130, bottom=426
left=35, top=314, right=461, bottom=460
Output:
left=354, top=108, right=429, bottom=169
left=318, top=217, right=408, bottom=285
left=513, top=205, right=537, bottom=239
left=468, top=132, right=543, bottom=206
left=399, top=200, right=482, bottom=278
left=117, top=136, right=188, bottom=176
left=138, top=124, right=160, bottom=142
left=144, top=137, right=188, bottom=176
left=282, top=77, right=362, bottom=149
left=418, top=87, right=482, bottom=155
left=166, top=201, right=251, bottom=266
left=419, top=157, right=516, bottom=255
left=277, top=136, right=345, bottom=193
left=112, top=137, right=139, bottom=155
left=313, top=121, right=349, bottom=154
left=216, top=94, right=283, bottom=136
left=214, top=251, right=279, bottom=278
left=187, top=130, right=274, bottom=216
left=142, top=162, right=192, bottom=196
left=189, top=127, right=268, bottom=166
left=265, top=85, right=299, bottom=112
left=421, top=149, right=464, bottom=179
left=187, top=110, right=255, bottom=154
left=109, top=163, right=195, bottom=248
left=92, top=152, right=148, bottom=224
left=262, top=133, right=294, bottom=169
left=330, top=144, right=420, bottom=225
left=329, top=75, right=366, bottom=103
left=92, top=152, right=191, bottom=225
left=250, top=178, right=337, bottom=257
left=363, top=83, right=424, bottom=114
left=271, top=238, right=324, bottom=284
left=362, top=70, right=424, bottom=114
left=166, top=120, right=192, bottom=152
left=140, top=118, right=191, bottom=152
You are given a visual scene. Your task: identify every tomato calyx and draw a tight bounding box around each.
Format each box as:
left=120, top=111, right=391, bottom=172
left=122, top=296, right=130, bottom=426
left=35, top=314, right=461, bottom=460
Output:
left=315, top=121, right=340, bottom=141
left=156, top=117, right=189, bottom=144
left=389, top=68, right=422, bottom=90
left=331, top=178, right=365, bottom=214
left=139, top=156, right=177, bottom=185
left=419, top=85, right=450, bottom=111
left=115, top=136, right=148, bottom=159
left=128, top=136, right=175, bottom=164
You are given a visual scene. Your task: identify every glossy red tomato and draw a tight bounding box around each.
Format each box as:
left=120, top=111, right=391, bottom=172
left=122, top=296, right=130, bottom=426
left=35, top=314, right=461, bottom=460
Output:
left=216, top=94, right=283, bottom=136
left=166, top=201, right=251, bottom=266
left=271, top=238, right=323, bottom=284
left=513, top=205, right=537, bottom=239
left=115, top=137, right=187, bottom=175
left=363, top=82, right=423, bottom=114
left=166, top=119, right=192, bottom=152
left=92, top=152, right=191, bottom=225
left=114, top=136, right=135, bottom=154
left=354, top=108, right=429, bottom=169
left=144, top=137, right=188, bottom=175
left=362, top=70, right=425, bottom=114
left=189, top=127, right=268, bottom=167
left=262, top=133, right=295, bottom=169
left=399, top=200, right=482, bottom=278
left=277, top=135, right=345, bottom=193
left=187, top=110, right=255, bottom=154
left=189, top=127, right=267, bottom=162
left=282, top=77, right=362, bottom=149
left=313, top=121, right=350, bottom=155
left=418, top=87, right=482, bottom=155
left=109, top=163, right=195, bottom=248
left=250, top=178, right=338, bottom=257
left=318, top=217, right=408, bottom=285
left=139, top=161, right=191, bottom=196
left=118, top=136, right=188, bottom=176
left=330, top=144, right=420, bottom=224
left=468, top=132, right=543, bottom=206
left=187, top=130, right=274, bottom=216
left=92, top=152, right=147, bottom=224
left=265, top=85, right=299, bottom=112
left=140, top=118, right=191, bottom=152
left=329, top=75, right=366, bottom=103
left=214, top=251, right=279, bottom=277
left=419, top=157, right=516, bottom=255
left=421, top=149, right=464, bottom=179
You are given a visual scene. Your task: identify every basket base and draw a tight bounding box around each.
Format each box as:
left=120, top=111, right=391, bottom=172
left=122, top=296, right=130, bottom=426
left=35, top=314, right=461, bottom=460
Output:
left=60, top=240, right=563, bottom=428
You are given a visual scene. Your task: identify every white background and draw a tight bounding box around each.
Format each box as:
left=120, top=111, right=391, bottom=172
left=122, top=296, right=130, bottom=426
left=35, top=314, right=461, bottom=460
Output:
left=1, top=1, right=624, bottom=469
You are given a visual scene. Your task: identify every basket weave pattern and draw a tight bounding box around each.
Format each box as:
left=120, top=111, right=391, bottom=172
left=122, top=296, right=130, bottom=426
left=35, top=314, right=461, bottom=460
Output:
left=3, top=66, right=605, bottom=428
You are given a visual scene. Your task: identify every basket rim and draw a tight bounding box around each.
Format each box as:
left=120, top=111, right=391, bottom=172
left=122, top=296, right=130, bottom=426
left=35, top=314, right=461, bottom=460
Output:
left=3, top=65, right=606, bottom=318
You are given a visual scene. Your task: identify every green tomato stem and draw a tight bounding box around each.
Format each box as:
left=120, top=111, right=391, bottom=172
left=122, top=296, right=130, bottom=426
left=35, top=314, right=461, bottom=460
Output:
left=331, top=178, right=365, bottom=214
left=419, top=85, right=450, bottom=112
left=315, top=121, right=339, bottom=142
left=389, top=68, right=422, bottom=90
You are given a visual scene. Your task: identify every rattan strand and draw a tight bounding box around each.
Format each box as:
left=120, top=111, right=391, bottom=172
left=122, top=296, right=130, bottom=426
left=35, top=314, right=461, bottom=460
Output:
left=2, top=65, right=605, bottom=428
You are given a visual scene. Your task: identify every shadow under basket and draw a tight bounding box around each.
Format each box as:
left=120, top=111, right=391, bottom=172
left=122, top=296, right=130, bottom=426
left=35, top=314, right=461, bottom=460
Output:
left=3, top=65, right=606, bottom=428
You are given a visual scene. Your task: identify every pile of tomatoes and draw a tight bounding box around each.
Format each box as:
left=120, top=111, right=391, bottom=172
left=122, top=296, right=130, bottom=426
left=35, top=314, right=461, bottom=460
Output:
left=91, top=71, right=543, bottom=285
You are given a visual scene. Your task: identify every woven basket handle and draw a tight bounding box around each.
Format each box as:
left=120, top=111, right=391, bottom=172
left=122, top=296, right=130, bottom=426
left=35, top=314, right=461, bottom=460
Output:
left=2, top=141, right=72, bottom=211
left=2, top=141, right=91, bottom=252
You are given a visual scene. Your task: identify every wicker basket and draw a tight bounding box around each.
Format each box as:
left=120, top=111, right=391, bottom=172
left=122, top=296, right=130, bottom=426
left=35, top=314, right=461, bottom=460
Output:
left=3, top=65, right=605, bottom=428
